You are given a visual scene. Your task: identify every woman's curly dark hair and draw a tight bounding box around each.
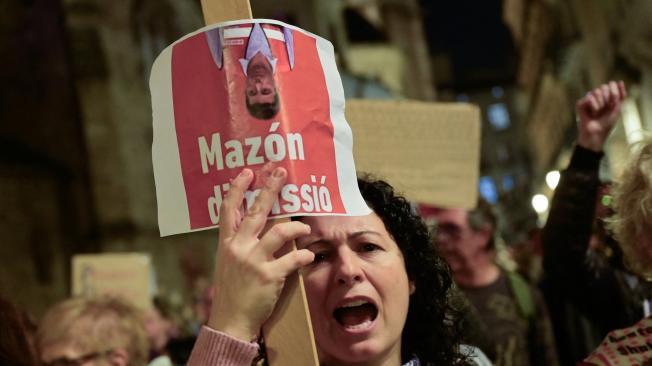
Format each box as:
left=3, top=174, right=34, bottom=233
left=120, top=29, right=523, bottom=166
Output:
left=358, top=176, right=469, bottom=365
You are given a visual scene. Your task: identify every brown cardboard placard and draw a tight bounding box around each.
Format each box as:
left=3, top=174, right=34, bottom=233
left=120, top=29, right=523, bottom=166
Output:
left=71, top=253, right=152, bottom=309
left=198, top=1, right=319, bottom=365
left=346, top=99, right=481, bottom=209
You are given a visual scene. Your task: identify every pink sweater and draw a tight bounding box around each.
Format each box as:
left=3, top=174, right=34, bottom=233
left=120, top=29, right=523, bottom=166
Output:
left=187, top=326, right=260, bottom=366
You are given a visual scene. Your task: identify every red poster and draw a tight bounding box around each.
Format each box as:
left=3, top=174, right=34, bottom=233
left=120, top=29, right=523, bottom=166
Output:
left=151, top=20, right=369, bottom=236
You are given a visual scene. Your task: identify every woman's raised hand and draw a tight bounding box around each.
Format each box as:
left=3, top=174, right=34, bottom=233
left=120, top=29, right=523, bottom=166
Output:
left=576, top=80, right=627, bottom=152
left=207, top=168, right=315, bottom=341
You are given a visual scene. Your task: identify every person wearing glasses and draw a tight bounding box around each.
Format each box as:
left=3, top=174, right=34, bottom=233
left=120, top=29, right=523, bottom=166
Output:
left=422, top=200, right=559, bottom=366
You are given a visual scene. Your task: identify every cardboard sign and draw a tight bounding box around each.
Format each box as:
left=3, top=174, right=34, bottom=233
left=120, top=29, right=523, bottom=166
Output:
left=71, top=253, right=152, bottom=309
left=151, top=19, right=370, bottom=236
left=345, top=99, right=480, bottom=209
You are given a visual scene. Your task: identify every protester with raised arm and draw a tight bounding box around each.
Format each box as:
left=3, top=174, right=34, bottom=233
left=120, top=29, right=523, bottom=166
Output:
left=541, top=81, right=652, bottom=365
left=582, top=134, right=652, bottom=365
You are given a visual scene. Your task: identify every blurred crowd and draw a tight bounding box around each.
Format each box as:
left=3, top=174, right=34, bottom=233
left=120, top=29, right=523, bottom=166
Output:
left=2, top=81, right=652, bottom=366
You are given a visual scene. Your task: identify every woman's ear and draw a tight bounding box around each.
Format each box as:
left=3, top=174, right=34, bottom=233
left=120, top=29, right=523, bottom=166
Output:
left=108, top=349, right=129, bottom=366
left=409, top=281, right=416, bottom=295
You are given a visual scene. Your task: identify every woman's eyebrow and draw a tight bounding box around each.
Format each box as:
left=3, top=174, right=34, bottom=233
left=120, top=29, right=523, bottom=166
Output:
left=298, top=238, right=332, bottom=250
left=298, top=231, right=381, bottom=249
left=350, top=230, right=381, bottom=239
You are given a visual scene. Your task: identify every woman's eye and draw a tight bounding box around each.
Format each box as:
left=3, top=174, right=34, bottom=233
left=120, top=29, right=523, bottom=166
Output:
left=361, top=243, right=380, bottom=252
left=313, top=252, right=328, bottom=262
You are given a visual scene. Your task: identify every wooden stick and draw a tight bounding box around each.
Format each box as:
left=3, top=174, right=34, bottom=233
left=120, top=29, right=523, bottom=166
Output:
left=198, top=1, right=319, bottom=365
left=261, top=236, right=320, bottom=366
left=200, top=0, right=252, bottom=24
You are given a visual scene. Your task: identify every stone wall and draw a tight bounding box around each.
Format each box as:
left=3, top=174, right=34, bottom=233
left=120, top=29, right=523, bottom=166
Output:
left=0, top=0, right=216, bottom=316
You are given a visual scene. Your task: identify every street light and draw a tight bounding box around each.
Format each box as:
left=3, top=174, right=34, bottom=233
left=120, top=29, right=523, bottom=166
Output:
left=546, top=171, right=560, bottom=190
left=532, top=194, right=549, bottom=214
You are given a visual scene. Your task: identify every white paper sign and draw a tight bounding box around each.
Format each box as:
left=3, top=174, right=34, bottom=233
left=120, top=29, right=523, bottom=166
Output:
left=150, top=19, right=370, bottom=236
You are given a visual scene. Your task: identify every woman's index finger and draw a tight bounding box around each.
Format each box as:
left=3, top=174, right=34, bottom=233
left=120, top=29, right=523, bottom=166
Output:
left=219, top=169, right=253, bottom=240
left=236, top=167, right=288, bottom=241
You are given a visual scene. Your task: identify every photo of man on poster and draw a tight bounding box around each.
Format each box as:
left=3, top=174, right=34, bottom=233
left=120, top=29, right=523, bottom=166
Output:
left=205, top=22, right=295, bottom=120
left=153, top=18, right=369, bottom=234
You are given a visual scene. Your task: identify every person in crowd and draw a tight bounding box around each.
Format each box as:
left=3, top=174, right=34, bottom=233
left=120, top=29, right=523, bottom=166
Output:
left=0, top=295, right=40, bottom=366
left=509, top=226, right=544, bottom=284
left=422, top=200, right=559, bottom=366
left=583, top=138, right=652, bottom=365
left=541, top=81, right=652, bottom=365
left=187, top=167, right=492, bottom=365
left=144, top=297, right=179, bottom=366
left=607, top=139, right=652, bottom=279
left=37, top=296, right=149, bottom=366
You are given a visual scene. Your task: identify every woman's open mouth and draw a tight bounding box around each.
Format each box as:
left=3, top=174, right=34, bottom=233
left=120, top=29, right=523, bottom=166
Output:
left=333, top=299, right=378, bottom=331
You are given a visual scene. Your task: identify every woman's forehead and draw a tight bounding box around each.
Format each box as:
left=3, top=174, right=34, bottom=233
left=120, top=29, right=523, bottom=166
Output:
left=297, top=213, right=400, bottom=248
left=299, top=212, right=386, bottom=234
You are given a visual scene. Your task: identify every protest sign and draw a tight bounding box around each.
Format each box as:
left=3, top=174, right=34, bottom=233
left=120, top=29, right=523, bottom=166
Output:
left=346, top=99, right=481, bottom=209
left=152, top=5, right=336, bottom=362
left=151, top=19, right=370, bottom=236
left=71, top=253, right=152, bottom=309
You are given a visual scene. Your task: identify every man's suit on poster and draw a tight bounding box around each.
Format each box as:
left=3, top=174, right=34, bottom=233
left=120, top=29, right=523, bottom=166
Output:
left=205, top=22, right=295, bottom=73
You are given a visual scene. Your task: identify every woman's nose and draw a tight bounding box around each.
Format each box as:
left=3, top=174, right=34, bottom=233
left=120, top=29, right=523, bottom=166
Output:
left=335, top=251, right=363, bottom=286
